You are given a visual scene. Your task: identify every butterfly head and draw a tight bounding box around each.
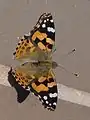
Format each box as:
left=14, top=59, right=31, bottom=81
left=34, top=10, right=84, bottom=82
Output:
left=52, top=61, right=58, bottom=69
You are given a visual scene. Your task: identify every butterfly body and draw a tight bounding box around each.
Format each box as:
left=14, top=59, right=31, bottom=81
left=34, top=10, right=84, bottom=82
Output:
left=8, top=13, right=58, bottom=111
left=21, top=61, right=58, bottom=71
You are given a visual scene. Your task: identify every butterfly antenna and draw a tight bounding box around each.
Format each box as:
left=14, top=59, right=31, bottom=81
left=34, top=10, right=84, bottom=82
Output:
left=67, top=48, right=76, bottom=55
left=58, top=63, right=79, bottom=78
left=60, top=48, right=76, bottom=58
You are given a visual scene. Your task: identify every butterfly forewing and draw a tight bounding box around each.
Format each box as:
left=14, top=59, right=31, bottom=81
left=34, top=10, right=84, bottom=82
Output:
left=30, top=13, right=55, bottom=53
left=13, top=13, right=55, bottom=61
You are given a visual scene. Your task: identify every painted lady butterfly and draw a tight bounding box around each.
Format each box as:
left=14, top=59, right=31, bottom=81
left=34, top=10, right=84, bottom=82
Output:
left=8, top=13, right=58, bottom=111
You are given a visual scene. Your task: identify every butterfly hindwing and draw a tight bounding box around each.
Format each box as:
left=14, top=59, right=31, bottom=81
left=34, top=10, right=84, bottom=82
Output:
left=8, top=62, right=41, bottom=103
left=8, top=61, right=58, bottom=111
left=30, top=69, right=58, bottom=111
left=8, top=68, right=30, bottom=103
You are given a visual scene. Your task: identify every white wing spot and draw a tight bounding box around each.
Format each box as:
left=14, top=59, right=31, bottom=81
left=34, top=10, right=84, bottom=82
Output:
left=44, top=20, right=46, bottom=23
left=43, top=96, right=47, bottom=100
left=47, top=27, right=55, bottom=33
left=47, top=18, right=49, bottom=21
left=49, top=93, right=57, bottom=98
left=53, top=102, right=56, bottom=106
left=49, top=93, right=53, bottom=98
left=54, top=93, right=57, bottom=97
left=38, top=95, right=41, bottom=98
left=50, top=19, right=53, bottom=23
left=49, top=103, right=51, bottom=106
left=26, top=86, right=30, bottom=91
left=46, top=101, right=49, bottom=104
left=42, top=24, right=46, bottom=28
left=22, top=86, right=25, bottom=89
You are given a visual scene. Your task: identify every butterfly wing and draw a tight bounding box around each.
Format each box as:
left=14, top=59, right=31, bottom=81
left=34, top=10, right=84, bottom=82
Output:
left=30, top=69, right=58, bottom=111
left=8, top=61, right=46, bottom=103
left=8, top=68, right=30, bottom=103
left=8, top=66, right=35, bottom=103
left=8, top=62, right=58, bottom=111
left=30, top=13, right=56, bottom=53
left=13, top=13, right=56, bottom=61
left=13, top=35, right=39, bottom=61
left=11, top=13, right=57, bottom=110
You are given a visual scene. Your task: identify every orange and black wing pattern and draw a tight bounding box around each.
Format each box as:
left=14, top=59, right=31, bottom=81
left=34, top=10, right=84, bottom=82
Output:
left=30, top=69, right=57, bottom=111
left=13, top=13, right=56, bottom=61
left=30, top=13, right=55, bottom=53
left=8, top=13, right=57, bottom=111
left=8, top=67, right=31, bottom=103
left=8, top=63, right=58, bottom=111
left=13, top=35, right=38, bottom=61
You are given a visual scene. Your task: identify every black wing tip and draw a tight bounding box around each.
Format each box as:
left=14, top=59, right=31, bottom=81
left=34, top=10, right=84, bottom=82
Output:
left=42, top=100, right=57, bottom=111
left=38, top=90, right=57, bottom=111
left=39, top=12, right=53, bottom=20
left=43, top=104, right=56, bottom=111
left=30, top=85, right=57, bottom=111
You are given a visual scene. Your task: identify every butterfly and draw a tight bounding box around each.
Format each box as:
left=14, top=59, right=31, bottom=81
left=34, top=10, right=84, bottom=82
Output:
left=8, top=13, right=58, bottom=111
